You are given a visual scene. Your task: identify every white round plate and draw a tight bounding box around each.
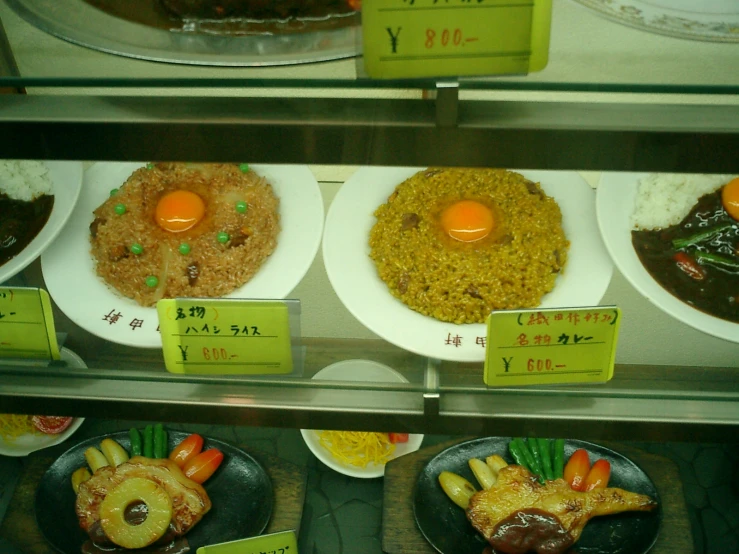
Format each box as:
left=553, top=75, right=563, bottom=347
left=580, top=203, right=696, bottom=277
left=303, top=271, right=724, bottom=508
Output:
left=300, top=359, right=424, bottom=479
left=42, top=163, right=324, bottom=348
left=0, top=348, right=85, bottom=457
left=0, top=161, right=83, bottom=285
left=596, top=172, right=739, bottom=343
left=569, top=0, right=739, bottom=43
left=323, top=167, right=613, bottom=362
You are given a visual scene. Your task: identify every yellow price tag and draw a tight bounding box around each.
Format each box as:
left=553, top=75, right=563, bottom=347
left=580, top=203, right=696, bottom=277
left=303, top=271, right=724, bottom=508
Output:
left=0, top=287, right=60, bottom=361
left=157, top=299, right=293, bottom=375
left=362, top=0, right=551, bottom=79
left=484, top=307, right=621, bottom=387
left=196, top=530, right=297, bottom=554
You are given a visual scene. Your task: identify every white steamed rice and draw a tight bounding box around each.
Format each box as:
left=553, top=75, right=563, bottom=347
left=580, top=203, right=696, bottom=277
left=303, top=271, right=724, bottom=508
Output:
left=0, top=160, right=52, bottom=202
left=631, top=173, right=734, bottom=231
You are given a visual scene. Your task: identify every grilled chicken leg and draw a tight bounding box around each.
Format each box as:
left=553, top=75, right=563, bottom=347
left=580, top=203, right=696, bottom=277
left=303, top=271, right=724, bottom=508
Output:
left=467, top=464, right=657, bottom=554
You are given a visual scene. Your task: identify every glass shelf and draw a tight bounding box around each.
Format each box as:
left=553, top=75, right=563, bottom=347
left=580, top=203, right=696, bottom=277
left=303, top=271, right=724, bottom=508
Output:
left=0, top=0, right=738, bottom=94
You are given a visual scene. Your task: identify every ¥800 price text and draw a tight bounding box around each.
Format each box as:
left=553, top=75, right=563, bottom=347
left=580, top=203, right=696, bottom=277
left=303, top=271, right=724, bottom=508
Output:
left=425, top=28, right=479, bottom=48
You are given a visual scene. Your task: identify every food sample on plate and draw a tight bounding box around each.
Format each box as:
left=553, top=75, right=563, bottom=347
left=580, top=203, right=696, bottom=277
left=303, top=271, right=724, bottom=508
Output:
left=0, top=413, right=74, bottom=440
left=73, top=425, right=223, bottom=552
left=317, top=430, right=408, bottom=468
left=0, top=161, right=54, bottom=269
left=439, top=438, right=658, bottom=554
left=89, top=162, right=280, bottom=307
left=83, top=0, right=360, bottom=34
left=369, top=168, right=569, bottom=324
left=631, top=174, right=739, bottom=323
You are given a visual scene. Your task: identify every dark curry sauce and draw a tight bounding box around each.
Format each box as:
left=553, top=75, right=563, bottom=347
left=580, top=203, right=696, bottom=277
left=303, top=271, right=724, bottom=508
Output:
left=631, top=189, right=739, bottom=323
left=82, top=0, right=359, bottom=35
left=0, top=193, right=54, bottom=268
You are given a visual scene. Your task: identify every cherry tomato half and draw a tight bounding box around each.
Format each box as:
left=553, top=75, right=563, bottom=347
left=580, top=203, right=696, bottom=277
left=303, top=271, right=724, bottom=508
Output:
left=583, top=458, right=611, bottom=491
left=183, top=448, right=224, bottom=484
left=563, top=448, right=591, bottom=491
left=169, top=433, right=204, bottom=468
left=388, top=433, right=409, bottom=444
left=32, top=415, right=73, bottom=435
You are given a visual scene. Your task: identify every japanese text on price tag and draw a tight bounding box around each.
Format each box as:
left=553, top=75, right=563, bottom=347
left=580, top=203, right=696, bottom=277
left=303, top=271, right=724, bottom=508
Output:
left=0, top=287, right=60, bottom=361
left=157, top=299, right=293, bottom=375
left=196, top=530, right=297, bottom=554
left=362, top=0, right=551, bottom=79
left=484, top=307, right=621, bottom=387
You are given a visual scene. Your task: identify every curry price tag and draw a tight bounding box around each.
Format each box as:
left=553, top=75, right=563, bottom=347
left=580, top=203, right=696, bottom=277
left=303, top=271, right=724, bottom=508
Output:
left=157, top=299, right=293, bottom=375
left=484, top=307, right=621, bottom=387
left=0, top=287, right=60, bottom=361
left=196, top=530, right=297, bottom=554
left=362, top=0, right=552, bottom=79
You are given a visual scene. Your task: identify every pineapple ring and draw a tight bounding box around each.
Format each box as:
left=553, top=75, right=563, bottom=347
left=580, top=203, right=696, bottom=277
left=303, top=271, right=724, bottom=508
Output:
left=99, top=477, right=173, bottom=549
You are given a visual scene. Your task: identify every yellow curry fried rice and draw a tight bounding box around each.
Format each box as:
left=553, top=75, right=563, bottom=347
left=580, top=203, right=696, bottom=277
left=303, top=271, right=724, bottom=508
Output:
left=368, top=168, right=568, bottom=324
left=90, top=162, right=279, bottom=306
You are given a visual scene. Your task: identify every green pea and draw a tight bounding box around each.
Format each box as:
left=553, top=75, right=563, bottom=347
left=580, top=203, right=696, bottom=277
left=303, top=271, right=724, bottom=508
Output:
left=114, top=204, right=126, bottom=215
left=146, top=162, right=155, bottom=170
left=145, top=276, right=159, bottom=288
left=235, top=201, right=248, bottom=214
left=179, top=243, right=191, bottom=255
left=109, top=188, right=119, bottom=197
left=239, top=163, right=249, bottom=173
left=130, top=243, right=143, bottom=255
left=217, top=232, right=230, bottom=244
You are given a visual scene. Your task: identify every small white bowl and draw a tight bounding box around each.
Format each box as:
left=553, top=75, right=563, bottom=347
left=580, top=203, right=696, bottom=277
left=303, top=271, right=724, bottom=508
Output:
left=300, top=359, right=424, bottom=478
left=0, top=348, right=86, bottom=457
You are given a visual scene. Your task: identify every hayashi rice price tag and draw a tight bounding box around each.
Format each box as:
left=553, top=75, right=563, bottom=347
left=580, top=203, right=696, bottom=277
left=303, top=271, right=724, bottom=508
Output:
left=484, top=307, right=621, bottom=387
left=196, top=530, right=297, bottom=554
left=362, top=0, right=552, bottom=79
left=0, top=287, right=60, bottom=361
left=157, top=299, right=292, bottom=375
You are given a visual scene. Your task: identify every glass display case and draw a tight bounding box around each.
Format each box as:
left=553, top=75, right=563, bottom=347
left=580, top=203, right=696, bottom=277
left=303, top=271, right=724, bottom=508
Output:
left=0, top=1, right=737, bottom=553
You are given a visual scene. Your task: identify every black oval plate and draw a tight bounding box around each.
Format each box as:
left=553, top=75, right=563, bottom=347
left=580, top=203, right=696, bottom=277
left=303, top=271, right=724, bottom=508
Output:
left=414, top=438, right=661, bottom=554
left=35, top=431, right=273, bottom=554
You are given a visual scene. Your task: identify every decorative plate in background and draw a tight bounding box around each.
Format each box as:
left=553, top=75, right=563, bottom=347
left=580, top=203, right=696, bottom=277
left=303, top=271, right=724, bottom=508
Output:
left=42, top=163, right=324, bottom=348
left=569, top=0, right=739, bottom=43
left=0, top=161, right=83, bottom=285
left=414, top=437, right=661, bottom=554
left=35, top=430, right=273, bottom=553
left=4, top=0, right=359, bottom=66
left=596, top=172, right=738, bottom=344
left=323, top=167, right=613, bottom=363
left=0, top=348, right=86, bottom=457
left=300, top=359, right=424, bottom=479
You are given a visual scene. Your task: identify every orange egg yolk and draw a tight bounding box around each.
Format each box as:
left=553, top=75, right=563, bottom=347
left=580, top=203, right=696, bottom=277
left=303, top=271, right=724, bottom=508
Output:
left=155, top=190, right=205, bottom=233
left=722, top=177, right=739, bottom=221
left=440, top=200, right=495, bottom=242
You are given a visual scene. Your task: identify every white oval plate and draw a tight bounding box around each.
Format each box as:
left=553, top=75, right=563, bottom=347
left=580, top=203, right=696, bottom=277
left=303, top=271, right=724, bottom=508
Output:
left=570, top=0, right=739, bottom=43
left=323, top=167, right=613, bottom=362
left=0, top=161, right=83, bottom=284
left=300, top=359, right=424, bottom=479
left=0, top=348, right=85, bottom=457
left=42, top=163, right=324, bottom=348
left=596, top=172, right=739, bottom=343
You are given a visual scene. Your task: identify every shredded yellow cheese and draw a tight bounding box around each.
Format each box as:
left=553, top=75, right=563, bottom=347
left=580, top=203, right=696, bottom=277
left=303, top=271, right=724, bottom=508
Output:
left=318, top=431, right=396, bottom=468
left=0, top=414, right=40, bottom=441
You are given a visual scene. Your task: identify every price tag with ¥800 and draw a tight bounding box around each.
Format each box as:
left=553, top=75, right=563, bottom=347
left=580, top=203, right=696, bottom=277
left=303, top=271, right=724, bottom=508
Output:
left=362, top=0, right=552, bottom=79
left=484, top=307, right=621, bottom=387
left=196, top=530, right=297, bottom=554
left=0, top=287, right=60, bottom=361
left=157, top=299, right=293, bottom=375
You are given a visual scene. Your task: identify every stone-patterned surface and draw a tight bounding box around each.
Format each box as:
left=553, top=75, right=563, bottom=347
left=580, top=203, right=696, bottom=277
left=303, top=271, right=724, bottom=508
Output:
left=0, top=420, right=736, bottom=553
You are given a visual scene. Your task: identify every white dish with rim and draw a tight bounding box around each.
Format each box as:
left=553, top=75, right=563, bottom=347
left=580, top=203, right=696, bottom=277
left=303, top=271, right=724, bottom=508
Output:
left=596, top=171, right=739, bottom=344
left=0, top=348, right=86, bottom=456
left=300, top=359, right=424, bottom=479
left=0, top=161, right=83, bottom=284
left=41, top=162, right=324, bottom=348
left=323, top=167, right=613, bottom=362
